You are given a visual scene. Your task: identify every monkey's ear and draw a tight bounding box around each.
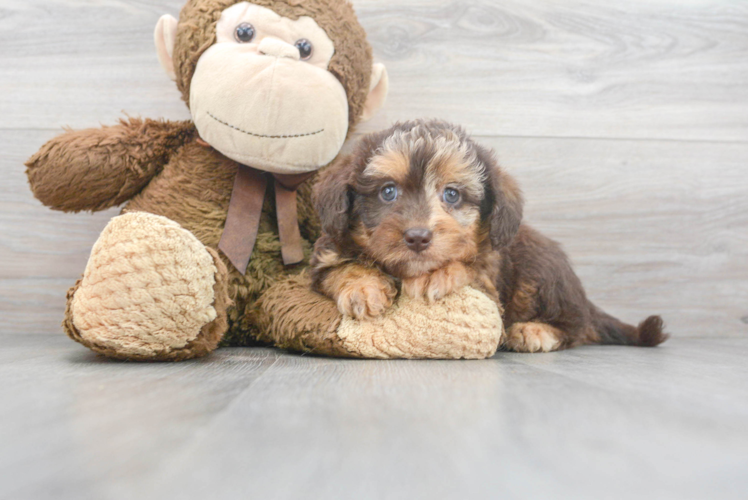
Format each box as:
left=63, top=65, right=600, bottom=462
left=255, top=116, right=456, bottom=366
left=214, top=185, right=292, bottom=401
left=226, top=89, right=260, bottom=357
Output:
left=485, top=156, right=524, bottom=249
left=360, top=63, right=389, bottom=122
left=155, top=14, right=178, bottom=81
left=314, top=155, right=355, bottom=241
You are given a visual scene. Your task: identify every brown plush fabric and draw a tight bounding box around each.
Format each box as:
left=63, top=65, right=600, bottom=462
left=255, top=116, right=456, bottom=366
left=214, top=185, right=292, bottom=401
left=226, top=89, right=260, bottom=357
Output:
left=26, top=119, right=195, bottom=212
left=253, top=272, right=354, bottom=357
left=196, top=247, right=233, bottom=353
left=174, top=0, right=373, bottom=129
left=62, top=279, right=86, bottom=347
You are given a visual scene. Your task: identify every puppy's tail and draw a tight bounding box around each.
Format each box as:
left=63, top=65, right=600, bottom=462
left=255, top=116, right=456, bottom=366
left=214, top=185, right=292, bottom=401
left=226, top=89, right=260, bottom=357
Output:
left=591, top=307, right=668, bottom=347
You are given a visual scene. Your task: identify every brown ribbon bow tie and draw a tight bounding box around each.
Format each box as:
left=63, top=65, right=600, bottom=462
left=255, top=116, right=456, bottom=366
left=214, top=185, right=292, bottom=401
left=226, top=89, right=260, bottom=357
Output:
left=219, top=164, right=315, bottom=274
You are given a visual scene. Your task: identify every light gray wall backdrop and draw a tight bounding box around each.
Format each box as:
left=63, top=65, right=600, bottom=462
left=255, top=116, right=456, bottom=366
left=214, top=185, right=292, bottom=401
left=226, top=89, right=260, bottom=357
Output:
left=1, top=0, right=746, bottom=337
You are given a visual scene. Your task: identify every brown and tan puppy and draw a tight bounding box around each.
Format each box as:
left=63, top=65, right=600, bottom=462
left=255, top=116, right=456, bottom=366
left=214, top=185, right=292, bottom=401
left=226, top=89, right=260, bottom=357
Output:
left=311, top=120, right=668, bottom=352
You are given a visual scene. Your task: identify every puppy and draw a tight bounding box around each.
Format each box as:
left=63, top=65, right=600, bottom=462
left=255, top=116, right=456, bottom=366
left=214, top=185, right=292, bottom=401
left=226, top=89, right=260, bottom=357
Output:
left=310, top=120, right=667, bottom=352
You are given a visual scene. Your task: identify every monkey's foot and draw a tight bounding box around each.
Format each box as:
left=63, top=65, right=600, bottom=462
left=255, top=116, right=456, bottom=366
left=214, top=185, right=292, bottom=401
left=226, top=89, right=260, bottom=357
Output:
left=64, top=212, right=230, bottom=361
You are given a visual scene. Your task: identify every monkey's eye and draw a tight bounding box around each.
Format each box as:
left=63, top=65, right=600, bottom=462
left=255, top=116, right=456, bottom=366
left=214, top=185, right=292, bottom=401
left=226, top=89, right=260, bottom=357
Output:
left=443, top=188, right=461, bottom=205
left=294, top=39, right=314, bottom=60
left=235, top=23, right=256, bottom=43
left=380, top=184, right=398, bottom=203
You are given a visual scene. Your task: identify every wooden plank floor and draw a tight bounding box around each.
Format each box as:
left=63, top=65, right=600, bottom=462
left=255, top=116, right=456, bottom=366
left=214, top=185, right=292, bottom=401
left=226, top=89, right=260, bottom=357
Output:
left=1, top=1, right=747, bottom=498
left=1, top=334, right=747, bottom=500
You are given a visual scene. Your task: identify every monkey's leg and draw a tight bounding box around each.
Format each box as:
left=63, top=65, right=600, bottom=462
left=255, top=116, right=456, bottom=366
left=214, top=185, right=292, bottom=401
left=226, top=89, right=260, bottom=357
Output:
left=254, top=274, right=503, bottom=360
left=63, top=212, right=231, bottom=361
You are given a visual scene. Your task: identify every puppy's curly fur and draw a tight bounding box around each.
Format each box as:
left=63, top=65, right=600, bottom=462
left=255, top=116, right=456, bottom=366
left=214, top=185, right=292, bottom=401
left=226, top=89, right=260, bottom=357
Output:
left=311, top=120, right=668, bottom=352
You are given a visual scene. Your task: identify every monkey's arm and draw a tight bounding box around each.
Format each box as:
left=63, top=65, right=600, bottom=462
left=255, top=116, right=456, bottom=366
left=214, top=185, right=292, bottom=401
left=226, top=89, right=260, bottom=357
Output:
left=26, top=118, right=195, bottom=212
left=310, top=236, right=397, bottom=320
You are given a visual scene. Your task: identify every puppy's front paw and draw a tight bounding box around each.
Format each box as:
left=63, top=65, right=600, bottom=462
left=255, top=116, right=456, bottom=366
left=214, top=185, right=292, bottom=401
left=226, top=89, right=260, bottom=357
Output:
left=403, top=262, right=472, bottom=303
left=336, top=276, right=397, bottom=320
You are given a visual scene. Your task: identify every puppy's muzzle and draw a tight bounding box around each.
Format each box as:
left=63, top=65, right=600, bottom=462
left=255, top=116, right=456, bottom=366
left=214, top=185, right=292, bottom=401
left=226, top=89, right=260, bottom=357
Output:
left=404, top=228, right=432, bottom=253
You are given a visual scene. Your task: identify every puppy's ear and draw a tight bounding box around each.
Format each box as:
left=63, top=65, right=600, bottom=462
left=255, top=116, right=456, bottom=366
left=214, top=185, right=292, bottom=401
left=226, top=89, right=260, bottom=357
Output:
left=314, top=155, right=355, bottom=241
left=482, top=150, right=524, bottom=249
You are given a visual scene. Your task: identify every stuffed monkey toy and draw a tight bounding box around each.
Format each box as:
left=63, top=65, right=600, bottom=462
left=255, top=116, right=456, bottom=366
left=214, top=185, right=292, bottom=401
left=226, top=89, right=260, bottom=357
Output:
left=26, top=0, right=503, bottom=361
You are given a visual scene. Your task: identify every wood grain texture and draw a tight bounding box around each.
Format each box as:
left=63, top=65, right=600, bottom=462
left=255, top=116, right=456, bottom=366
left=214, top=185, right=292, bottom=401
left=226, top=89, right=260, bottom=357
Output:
left=0, top=0, right=746, bottom=140
left=358, top=0, right=748, bottom=140
left=1, top=335, right=747, bottom=500
left=0, top=279, right=72, bottom=335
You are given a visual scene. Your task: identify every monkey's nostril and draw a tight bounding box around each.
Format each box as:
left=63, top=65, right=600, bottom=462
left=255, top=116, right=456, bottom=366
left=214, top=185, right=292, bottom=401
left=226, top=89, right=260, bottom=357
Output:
left=404, top=228, right=433, bottom=252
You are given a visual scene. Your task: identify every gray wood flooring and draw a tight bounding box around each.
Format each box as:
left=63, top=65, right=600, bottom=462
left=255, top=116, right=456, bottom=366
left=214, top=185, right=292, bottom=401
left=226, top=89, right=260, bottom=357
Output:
left=1, top=1, right=747, bottom=498
left=2, top=334, right=747, bottom=500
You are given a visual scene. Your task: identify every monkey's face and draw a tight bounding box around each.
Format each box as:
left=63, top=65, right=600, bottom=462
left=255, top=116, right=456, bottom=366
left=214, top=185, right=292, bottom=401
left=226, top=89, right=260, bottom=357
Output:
left=156, top=1, right=388, bottom=174
left=188, top=3, right=349, bottom=174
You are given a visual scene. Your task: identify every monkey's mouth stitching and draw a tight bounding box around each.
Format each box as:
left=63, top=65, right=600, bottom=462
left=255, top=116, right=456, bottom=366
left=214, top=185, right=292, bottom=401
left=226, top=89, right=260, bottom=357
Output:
left=208, top=112, right=324, bottom=139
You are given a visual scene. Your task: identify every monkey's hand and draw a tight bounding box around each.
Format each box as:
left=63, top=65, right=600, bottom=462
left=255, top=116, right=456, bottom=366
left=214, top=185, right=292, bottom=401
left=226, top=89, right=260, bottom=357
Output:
left=402, top=261, right=473, bottom=303
left=26, top=118, right=194, bottom=213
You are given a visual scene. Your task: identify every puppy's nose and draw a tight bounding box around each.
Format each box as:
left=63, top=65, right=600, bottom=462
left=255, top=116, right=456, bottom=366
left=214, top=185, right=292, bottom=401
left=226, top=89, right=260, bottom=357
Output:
left=404, top=228, right=433, bottom=253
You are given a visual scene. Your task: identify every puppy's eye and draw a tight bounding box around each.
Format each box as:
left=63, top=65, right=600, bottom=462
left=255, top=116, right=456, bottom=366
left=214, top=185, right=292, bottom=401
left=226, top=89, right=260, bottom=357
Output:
left=443, top=188, right=461, bottom=204
left=295, top=39, right=314, bottom=60
left=380, top=184, right=398, bottom=203
left=235, top=23, right=256, bottom=43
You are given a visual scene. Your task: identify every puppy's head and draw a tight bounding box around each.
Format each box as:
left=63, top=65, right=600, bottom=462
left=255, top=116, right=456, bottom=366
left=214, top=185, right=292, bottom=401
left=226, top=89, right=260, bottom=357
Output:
left=314, top=120, right=523, bottom=278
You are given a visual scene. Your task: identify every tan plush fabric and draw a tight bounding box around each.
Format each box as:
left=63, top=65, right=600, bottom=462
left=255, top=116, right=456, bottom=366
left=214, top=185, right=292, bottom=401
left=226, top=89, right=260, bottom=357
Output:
left=255, top=273, right=503, bottom=359
left=69, top=212, right=224, bottom=359
left=337, top=287, right=503, bottom=359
